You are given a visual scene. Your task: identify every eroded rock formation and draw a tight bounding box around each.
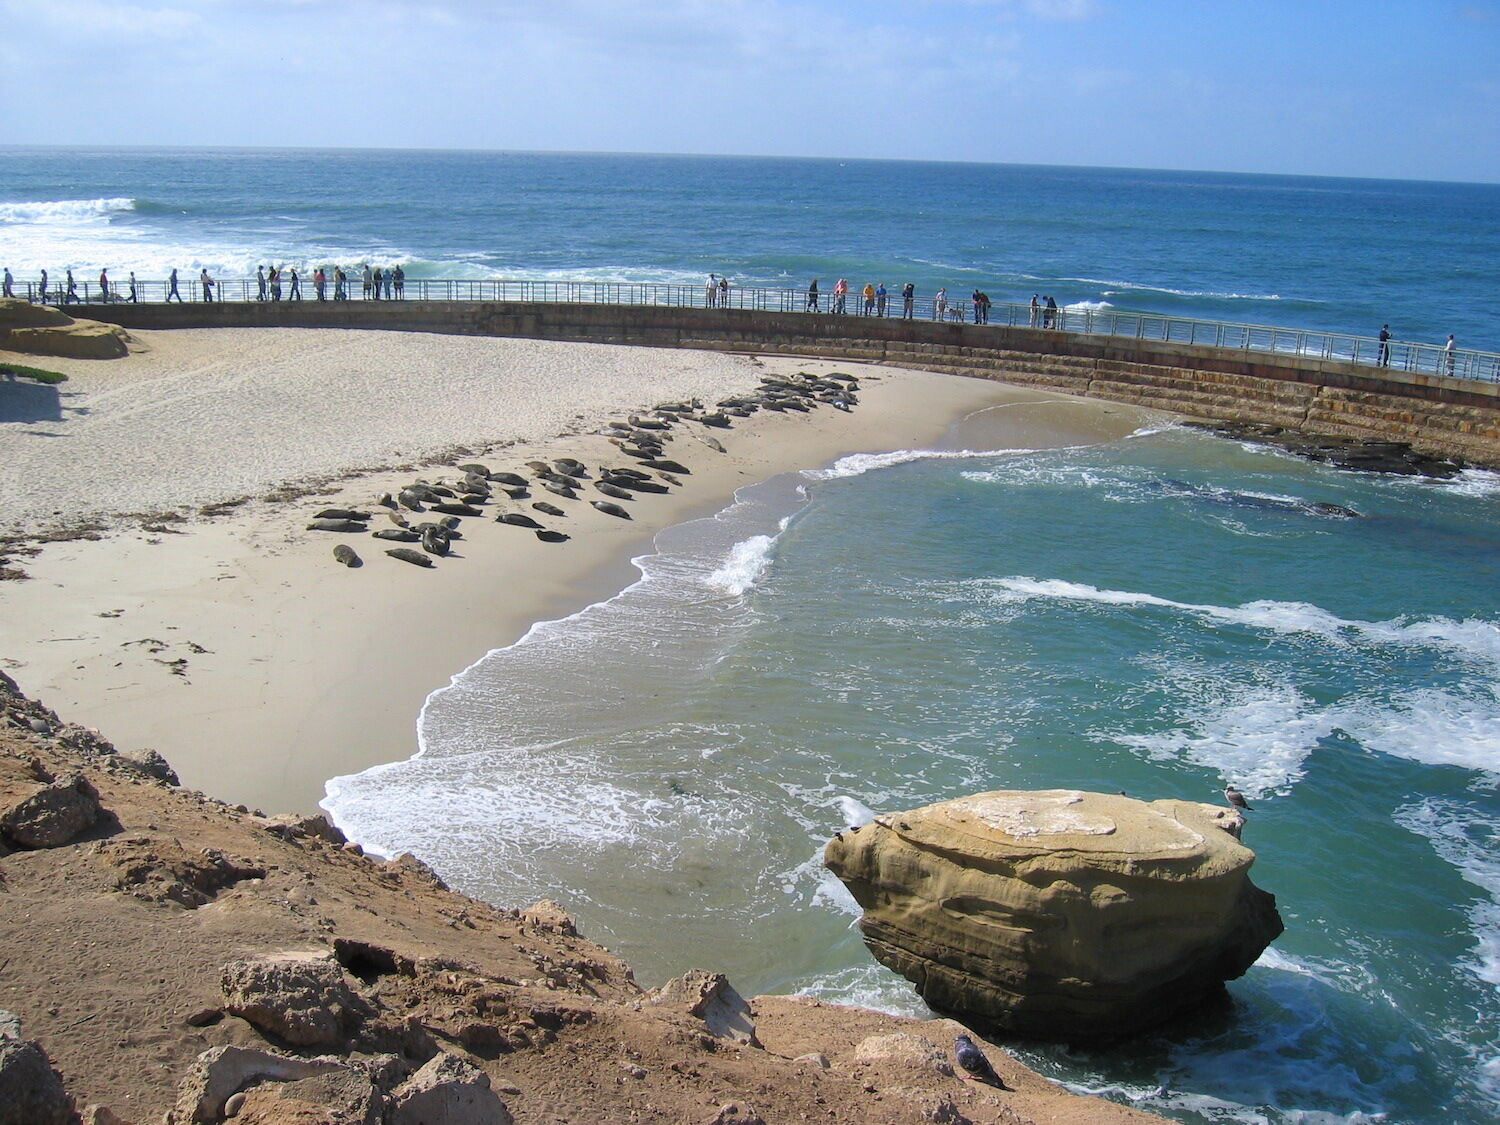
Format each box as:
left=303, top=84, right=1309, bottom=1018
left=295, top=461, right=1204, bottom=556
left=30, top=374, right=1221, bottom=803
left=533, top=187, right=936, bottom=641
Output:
left=824, top=789, right=1284, bottom=1041
left=0, top=297, right=132, bottom=359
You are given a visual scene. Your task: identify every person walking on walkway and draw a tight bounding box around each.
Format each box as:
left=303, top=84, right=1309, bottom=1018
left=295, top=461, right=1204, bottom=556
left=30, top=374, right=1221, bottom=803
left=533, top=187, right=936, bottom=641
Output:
left=901, top=282, right=914, bottom=319
left=833, top=278, right=848, bottom=314
left=167, top=268, right=182, bottom=302
left=38, top=268, right=48, bottom=303
left=270, top=266, right=282, bottom=301
left=334, top=266, right=347, bottom=300
left=289, top=267, right=302, bottom=300
left=1, top=267, right=11, bottom=299
left=1378, top=324, right=1392, bottom=366
left=98, top=269, right=109, bottom=302
left=806, top=278, right=819, bottom=312
left=65, top=269, right=78, bottom=304
left=314, top=267, right=327, bottom=301
left=200, top=268, right=214, bottom=302
left=1445, top=334, right=1456, bottom=375
left=128, top=272, right=137, bottom=302
left=256, top=266, right=267, bottom=301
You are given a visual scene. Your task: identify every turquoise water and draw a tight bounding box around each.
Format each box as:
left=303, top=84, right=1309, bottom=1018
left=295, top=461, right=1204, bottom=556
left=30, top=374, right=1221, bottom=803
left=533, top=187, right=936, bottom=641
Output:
left=9, top=148, right=1500, bottom=1122
left=325, top=417, right=1500, bottom=1125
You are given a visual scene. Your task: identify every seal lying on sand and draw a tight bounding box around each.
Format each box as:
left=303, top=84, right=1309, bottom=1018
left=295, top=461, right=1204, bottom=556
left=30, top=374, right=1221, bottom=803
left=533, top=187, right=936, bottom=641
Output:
left=498, top=512, right=544, bottom=529
left=315, top=508, right=370, bottom=521
left=594, top=481, right=634, bottom=501
left=372, top=528, right=420, bottom=542
left=307, top=518, right=367, bottom=532
left=386, top=547, right=433, bottom=567
left=532, top=502, right=566, bottom=517
left=536, top=529, right=570, bottom=544
left=591, top=500, right=631, bottom=519
left=332, top=544, right=360, bottom=567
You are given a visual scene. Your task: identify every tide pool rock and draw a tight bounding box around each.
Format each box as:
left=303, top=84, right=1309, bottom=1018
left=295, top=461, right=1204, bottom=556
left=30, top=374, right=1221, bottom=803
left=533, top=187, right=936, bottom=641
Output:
left=823, top=789, right=1283, bottom=1041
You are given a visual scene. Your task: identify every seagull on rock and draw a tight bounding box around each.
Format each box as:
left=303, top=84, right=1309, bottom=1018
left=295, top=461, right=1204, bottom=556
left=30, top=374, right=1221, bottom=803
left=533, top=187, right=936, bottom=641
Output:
left=1224, top=785, right=1253, bottom=811
left=954, top=1035, right=1009, bottom=1089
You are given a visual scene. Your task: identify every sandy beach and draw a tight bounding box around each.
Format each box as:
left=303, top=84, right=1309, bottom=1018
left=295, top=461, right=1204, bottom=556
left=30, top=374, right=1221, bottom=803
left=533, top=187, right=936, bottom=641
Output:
left=0, top=326, right=1158, bottom=815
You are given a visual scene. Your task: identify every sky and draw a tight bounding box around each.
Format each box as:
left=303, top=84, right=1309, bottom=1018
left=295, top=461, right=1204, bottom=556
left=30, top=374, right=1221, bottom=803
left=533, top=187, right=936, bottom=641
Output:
left=2, top=0, right=1498, bottom=183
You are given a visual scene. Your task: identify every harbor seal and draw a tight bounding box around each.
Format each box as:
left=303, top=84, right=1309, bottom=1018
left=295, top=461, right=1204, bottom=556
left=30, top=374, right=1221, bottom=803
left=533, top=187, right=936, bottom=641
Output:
left=333, top=544, right=361, bottom=567
left=498, top=512, right=544, bottom=529
left=314, top=508, right=370, bottom=521
left=594, top=481, right=634, bottom=500
left=307, top=518, right=366, bottom=532
left=386, top=547, right=434, bottom=567
left=457, top=462, right=491, bottom=477
left=432, top=502, right=482, bottom=517
left=420, top=527, right=451, bottom=556
left=372, top=528, right=419, bottom=542
left=535, top=529, right=570, bottom=543
left=554, top=458, right=588, bottom=477
left=490, top=471, right=530, bottom=487
left=591, top=500, right=631, bottom=519
left=397, top=489, right=427, bottom=512
left=641, top=459, right=689, bottom=475
left=532, top=502, right=565, bottom=517
left=543, top=482, right=578, bottom=499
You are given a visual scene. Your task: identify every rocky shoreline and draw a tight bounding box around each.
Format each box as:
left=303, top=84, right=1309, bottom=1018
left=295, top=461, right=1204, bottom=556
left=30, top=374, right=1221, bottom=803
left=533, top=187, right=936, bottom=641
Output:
left=0, top=673, right=1169, bottom=1125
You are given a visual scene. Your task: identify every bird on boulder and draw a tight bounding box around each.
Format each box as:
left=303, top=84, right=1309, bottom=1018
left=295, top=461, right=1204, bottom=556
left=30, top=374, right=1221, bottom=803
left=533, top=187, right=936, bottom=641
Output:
left=954, top=1035, right=1009, bottom=1088
left=1224, top=785, right=1253, bottom=811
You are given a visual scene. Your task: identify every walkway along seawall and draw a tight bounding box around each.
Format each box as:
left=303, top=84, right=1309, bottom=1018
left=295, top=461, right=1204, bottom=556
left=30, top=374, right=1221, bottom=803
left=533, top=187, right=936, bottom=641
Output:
left=76, top=299, right=1500, bottom=469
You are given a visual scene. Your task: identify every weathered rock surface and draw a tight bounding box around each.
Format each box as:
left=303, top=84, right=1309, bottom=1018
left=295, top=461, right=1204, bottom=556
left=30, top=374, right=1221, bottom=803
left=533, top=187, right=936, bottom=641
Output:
left=648, top=969, right=760, bottom=1046
left=824, top=789, right=1283, bottom=1041
left=169, top=1045, right=348, bottom=1124
left=0, top=768, right=102, bottom=848
left=219, top=953, right=368, bottom=1047
left=0, top=298, right=133, bottom=359
left=0, top=1010, right=75, bottom=1125
left=387, top=1051, right=511, bottom=1125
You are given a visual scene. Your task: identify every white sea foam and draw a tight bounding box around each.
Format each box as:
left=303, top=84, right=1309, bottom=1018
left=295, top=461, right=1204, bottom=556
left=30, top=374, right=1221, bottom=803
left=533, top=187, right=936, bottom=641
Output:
left=1064, top=299, right=1113, bottom=311
left=1394, top=798, right=1500, bottom=987
left=1113, top=682, right=1329, bottom=797
left=1056, top=273, right=1285, bottom=301
left=836, top=794, right=877, bottom=828
left=704, top=534, right=777, bottom=596
left=0, top=196, right=136, bottom=223
left=804, top=447, right=998, bottom=480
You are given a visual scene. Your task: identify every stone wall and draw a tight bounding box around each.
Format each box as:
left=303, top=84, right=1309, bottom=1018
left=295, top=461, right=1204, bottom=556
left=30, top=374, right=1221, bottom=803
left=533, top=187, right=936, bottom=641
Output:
left=78, top=300, right=1500, bottom=468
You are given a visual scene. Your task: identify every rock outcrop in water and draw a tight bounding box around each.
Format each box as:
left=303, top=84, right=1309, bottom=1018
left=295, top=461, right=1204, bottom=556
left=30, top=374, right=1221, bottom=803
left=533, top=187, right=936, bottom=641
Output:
left=824, top=789, right=1284, bottom=1041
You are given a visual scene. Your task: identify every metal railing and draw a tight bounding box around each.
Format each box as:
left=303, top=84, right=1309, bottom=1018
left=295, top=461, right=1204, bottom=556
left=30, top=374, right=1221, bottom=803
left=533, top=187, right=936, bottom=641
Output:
left=8, top=275, right=1498, bottom=385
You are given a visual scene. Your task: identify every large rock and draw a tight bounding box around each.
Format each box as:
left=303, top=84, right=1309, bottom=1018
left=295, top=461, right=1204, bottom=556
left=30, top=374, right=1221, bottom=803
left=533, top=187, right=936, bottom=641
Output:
left=0, top=771, right=102, bottom=848
left=0, top=1010, right=76, bottom=1125
left=823, top=789, right=1283, bottom=1041
left=0, top=297, right=71, bottom=329
left=5, top=321, right=131, bottom=359
left=168, top=1045, right=347, bottom=1123
left=648, top=969, right=759, bottom=1046
left=219, top=954, right=367, bottom=1047
left=387, top=1051, right=511, bottom=1125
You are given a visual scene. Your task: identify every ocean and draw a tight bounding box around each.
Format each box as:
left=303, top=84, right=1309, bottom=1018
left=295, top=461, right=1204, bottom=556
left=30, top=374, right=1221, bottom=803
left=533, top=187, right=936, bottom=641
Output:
left=6, top=149, right=1500, bottom=1124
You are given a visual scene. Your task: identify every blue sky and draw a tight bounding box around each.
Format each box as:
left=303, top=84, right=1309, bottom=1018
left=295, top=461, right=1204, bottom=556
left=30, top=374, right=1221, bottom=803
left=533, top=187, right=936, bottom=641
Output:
left=3, top=0, right=1498, bottom=182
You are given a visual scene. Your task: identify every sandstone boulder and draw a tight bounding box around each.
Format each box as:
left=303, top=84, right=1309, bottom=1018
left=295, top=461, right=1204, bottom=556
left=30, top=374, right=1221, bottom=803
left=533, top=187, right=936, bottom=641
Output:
left=0, top=1010, right=76, bottom=1125
left=116, top=747, right=181, bottom=785
left=0, top=770, right=102, bottom=848
left=823, top=789, right=1283, bottom=1041
left=219, top=954, right=368, bottom=1047
left=0, top=297, right=72, bottom=330
left=648, top=969, right=759, bottom=1046
left=4, top=320, right=131, bottom=359
left=387, top=1051, right=511, bottom=1125
left=224, top=1068, right=385, bottom=1125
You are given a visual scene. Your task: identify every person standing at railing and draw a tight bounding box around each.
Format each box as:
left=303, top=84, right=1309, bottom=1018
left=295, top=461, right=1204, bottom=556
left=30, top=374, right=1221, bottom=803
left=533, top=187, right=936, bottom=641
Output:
left=862, top=282, right=875, bottom=315
left=902, top=282, right=915, bottom=319
left=362, top=264, right=374, bottom=300
left=98, top=269, right=109, bottom=302
left=706, top=273, right=718, bottom=308
left=806, top=279, right=819, bottom=312
left=1030, top=294, right=1040, bottom=327
left=1044, top=295, right=1058, bottom=328
left=934, top=287, right=947, bottom=320
left=1, top=267, right=11, bottom=299
left=719, top=276, right=729, bottom=307
left=876, top=282, right=887, bottom=317
left=270, top=266, right=282, bottom=301
left=200, top=268, right=214, bottom=302
left=1378, top=324, right=1391, bottom=366
left=314, top=267, right=327, bottom=301
left=37, top=268, right=48, bottom=303
left=383, top=268, right=394, bottom=300
left=334, top=266, right=347, bottom=300
left=63, top=269, right=77, bottom=304
left=1445, top=334, right=1456, bottom=375
left=393, top=265, right=405, bottom=299
left=834, top=278, right=848, bottom=314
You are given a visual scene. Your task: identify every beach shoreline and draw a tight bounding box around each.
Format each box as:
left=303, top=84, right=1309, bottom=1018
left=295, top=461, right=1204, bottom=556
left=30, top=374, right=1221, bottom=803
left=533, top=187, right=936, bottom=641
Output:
left=0, top=326, right=1163, bottom=816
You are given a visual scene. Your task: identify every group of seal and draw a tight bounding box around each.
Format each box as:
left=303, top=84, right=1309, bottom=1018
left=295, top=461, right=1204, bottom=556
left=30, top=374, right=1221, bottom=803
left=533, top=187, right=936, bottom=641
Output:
left=301, top=369, right=863, bottom=570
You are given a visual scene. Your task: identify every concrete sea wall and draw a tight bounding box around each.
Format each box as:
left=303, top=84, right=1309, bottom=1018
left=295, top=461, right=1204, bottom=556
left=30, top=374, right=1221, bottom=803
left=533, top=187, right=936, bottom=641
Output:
left=84, top=300, right=1500, bottom=468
